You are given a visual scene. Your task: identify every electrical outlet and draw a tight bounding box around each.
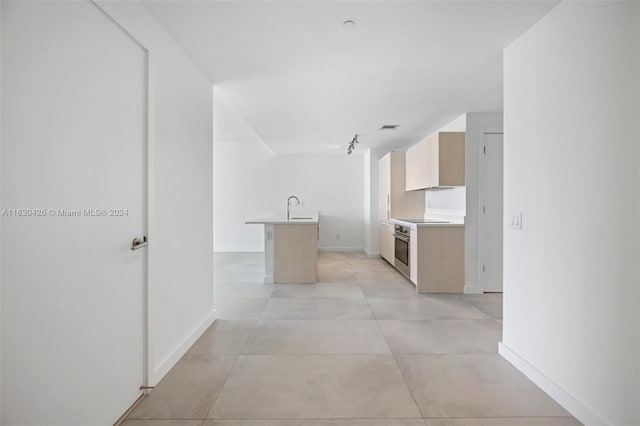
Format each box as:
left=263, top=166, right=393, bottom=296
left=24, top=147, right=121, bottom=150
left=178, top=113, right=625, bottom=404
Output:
left=336, top=233, right=341, bottom=240
left=509, top=212, right=523, bottom=230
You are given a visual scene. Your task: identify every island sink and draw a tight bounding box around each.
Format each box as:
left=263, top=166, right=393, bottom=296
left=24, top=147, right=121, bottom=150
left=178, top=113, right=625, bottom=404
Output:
left=246, top=212, right=319, bottom=283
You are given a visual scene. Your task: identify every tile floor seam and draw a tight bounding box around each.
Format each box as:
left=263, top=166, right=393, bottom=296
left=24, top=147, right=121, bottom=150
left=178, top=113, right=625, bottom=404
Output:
left=203, top=280, right=271, bottom=417
left=122, top=421, right=206, bottom=424
left=376, top=318, right=501, bottom=356
left=199, top=418, right=429, bottom=425
left=366, top=289, right=427, bottom=421
left=210, top=353, right=405, bottom=358
left=202, top=311, right=264, bottom=420
left=422, top=416, right=577, bottom=418
left=200, top=356, right=241, bottom=419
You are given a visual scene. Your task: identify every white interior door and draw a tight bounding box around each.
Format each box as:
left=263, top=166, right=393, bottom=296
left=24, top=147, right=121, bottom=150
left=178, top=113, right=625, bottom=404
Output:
left=478, top=132, right=504, bottom=292
left=2, top=1, right=147, bottom=424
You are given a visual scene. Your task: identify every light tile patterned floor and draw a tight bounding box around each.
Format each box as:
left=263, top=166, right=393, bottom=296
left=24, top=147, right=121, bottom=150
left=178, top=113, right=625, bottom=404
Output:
left=125, top=252, right=582, bottom=426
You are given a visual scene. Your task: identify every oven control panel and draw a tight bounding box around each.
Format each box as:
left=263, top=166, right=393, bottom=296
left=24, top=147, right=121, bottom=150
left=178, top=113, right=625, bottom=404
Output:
left=394, top=224, right=410, bottom=237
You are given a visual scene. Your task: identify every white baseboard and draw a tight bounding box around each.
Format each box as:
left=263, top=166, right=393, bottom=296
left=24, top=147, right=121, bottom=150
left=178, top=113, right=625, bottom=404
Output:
left=318, top=247, right=364, bottom=253
left=151, top=311, right=217, bottom=385
left=364, top=249, right=380, bottom=258
left=464, top=283, right=483, bottom=294
left=214, top=247, right=263, bottom=253
left=498, top=342, right=607, bottom=426
left=215, top=248, right=368, bottom=253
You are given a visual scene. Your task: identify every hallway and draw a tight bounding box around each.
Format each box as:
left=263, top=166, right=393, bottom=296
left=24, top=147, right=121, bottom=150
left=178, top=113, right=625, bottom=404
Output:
left=124, top=252, right=580, bottom=425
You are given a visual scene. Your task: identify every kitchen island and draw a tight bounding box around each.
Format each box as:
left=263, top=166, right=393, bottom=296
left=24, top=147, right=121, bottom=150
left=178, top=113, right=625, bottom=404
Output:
left=246, top=212, right=319, bottom=283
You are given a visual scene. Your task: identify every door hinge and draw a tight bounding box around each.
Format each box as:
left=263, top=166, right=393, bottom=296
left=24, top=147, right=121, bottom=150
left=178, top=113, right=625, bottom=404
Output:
left=139, top=385, right=155, bottom=390
left=483, top=205, right=486, bottom=214
left=482, top=264, right=486, bottom=272
left=483, top=146, right=486, bottom=154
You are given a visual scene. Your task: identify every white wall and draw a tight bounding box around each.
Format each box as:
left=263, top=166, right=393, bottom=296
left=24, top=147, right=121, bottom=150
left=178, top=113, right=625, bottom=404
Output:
left=1, top=1, right=213, bottom=423
left=363, top=150, right=373, bottom=254
left=96, top=1, right=214, bottom=385
left=0, top=3, right=3, bottom=421
left=425, top=187, right=466, bottom=216
left=363, top=148, right=385, bottom=256
left=214, top=141, right=364, bottom=252
left=501, top=2, right=639, bottom=425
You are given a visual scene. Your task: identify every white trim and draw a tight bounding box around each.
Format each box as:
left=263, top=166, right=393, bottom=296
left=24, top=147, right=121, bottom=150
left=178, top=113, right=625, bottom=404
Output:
left=318, top=247, right=364, bottom=253
left=478, top=128, right=504, bottom=136
left=214, top=247, right=367, bottom=254
left=364, top=249, right=380, bottom=258
left=464, top=283, right=483, bottom=294
left=150, top=311, right=216, bottom=386
left=498, top=342, right=608, bottom=426
left=141, top=48, right=151, bottom=394
left=214, top=247, right=263, bottom=253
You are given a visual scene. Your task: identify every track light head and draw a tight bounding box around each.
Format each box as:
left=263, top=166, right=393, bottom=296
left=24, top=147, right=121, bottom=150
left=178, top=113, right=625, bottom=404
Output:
left=347, top=134, right=359, bottom=155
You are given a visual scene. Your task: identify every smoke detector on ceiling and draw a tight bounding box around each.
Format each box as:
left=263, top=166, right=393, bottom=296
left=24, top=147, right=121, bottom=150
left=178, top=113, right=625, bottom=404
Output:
left=380, top=124, right=399, bottom=130
left=342, top=20, right=356, bottom=29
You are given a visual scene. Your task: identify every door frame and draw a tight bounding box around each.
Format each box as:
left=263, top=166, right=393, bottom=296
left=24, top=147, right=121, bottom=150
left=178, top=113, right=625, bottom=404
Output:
left=93, top=0, right=152, bottom=394
left=477, top=128, right=504, bottom=293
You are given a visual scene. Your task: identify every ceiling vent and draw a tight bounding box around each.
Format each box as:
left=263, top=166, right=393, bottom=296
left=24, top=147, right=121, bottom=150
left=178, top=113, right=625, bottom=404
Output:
left=380, top=124, right=399, bottom=130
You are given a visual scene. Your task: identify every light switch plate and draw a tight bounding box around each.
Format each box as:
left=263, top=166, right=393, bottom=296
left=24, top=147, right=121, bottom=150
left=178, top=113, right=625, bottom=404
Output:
left=509, top=212, right=523, bottom=230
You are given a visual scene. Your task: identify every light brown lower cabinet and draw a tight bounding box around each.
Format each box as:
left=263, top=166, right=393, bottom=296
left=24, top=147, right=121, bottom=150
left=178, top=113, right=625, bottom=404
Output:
left=412, top=226, right=465, bottom=293
left=272, top=224, right=318, bottom=283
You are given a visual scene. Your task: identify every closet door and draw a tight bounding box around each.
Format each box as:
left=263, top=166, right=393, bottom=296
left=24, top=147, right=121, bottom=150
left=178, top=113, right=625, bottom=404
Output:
left=2, top=1, right=147, bottom=424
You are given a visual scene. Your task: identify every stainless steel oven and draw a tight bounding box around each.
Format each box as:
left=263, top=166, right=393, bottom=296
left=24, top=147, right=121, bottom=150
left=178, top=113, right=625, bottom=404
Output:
left=394, top=224, right=410, bottom=277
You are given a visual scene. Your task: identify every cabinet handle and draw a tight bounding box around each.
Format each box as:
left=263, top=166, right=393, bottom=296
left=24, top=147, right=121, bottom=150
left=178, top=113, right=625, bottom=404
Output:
left=387, top=194, right=390, bottom=220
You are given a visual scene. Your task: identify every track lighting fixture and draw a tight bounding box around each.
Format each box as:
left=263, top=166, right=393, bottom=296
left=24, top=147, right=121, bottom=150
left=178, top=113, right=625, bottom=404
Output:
left=347, top=134, right=359, bottom=155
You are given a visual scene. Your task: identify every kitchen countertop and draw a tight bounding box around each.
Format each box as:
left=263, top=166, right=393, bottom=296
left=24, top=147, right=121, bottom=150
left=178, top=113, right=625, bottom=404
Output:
left=246, top=212, right=319, bottom=225
left=391, top=218, right=465, bottom=228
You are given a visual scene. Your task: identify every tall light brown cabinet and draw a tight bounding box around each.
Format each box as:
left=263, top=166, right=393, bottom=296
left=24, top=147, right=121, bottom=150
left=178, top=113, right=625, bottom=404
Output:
left=378, top=151, right=425, bottom=264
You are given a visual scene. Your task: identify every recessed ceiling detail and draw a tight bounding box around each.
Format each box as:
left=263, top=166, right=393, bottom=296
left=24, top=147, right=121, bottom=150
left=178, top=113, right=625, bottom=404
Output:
left=342, top=20, right=356, bottom=28
left=380, top=125, right=399, bottom=130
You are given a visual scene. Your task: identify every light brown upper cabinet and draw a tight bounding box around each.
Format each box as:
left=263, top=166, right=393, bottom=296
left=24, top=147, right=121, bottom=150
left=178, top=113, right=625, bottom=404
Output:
left=405, top=132, right=465, bottom=191
left=379, top=152, right=425, bottom=221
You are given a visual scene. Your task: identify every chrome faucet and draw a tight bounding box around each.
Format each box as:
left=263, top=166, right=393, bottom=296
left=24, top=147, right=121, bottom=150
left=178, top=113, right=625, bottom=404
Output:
left=287, top=195, right=301, bottom=221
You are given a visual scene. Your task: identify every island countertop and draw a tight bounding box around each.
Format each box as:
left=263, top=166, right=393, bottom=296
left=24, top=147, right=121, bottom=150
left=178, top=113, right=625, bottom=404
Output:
left=246, top=212, right=319, bottom=225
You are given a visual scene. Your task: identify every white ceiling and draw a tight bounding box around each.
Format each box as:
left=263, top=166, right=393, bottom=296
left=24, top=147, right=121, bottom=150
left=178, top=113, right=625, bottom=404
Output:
left=213, top=88, right=265, bottom=145
left=143, top=1, right=558, bottom=154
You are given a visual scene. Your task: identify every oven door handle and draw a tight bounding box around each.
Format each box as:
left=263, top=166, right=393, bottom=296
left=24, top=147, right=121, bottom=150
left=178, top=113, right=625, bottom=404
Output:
left=394, top=234, right=410, bottom=242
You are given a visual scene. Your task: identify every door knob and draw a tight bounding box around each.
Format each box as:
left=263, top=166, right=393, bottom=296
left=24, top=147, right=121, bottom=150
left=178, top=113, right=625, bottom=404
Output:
left=131, top=236, right=148, bottom=251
